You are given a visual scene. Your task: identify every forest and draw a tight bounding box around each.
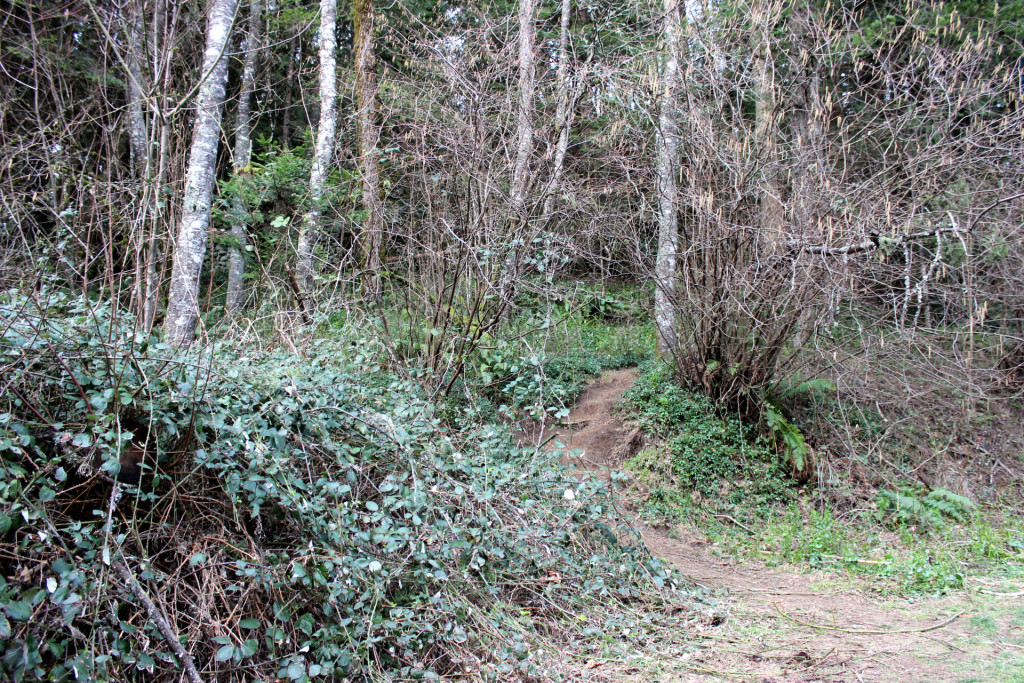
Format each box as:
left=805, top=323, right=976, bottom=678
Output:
left=1, top=0, right=1023, bottom=680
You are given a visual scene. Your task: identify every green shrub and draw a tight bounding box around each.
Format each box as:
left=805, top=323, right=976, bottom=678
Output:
left=0, top=291, right=682, bottom=682
left=473, top=341, right=604, bottom=420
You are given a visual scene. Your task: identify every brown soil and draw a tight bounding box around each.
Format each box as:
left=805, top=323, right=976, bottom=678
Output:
left=557, top=369, right=1012, bottom=683
left=547, top=367, right=641, bottom=472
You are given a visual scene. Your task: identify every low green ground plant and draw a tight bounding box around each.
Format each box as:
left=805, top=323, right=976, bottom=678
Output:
left=457, top=282, right=655, bottom=423
left=620, top=362, right=786, bottom=497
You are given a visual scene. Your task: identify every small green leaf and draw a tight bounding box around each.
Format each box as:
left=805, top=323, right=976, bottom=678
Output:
left=239, top=639, right=259, bottom=658
left=135, top=652, right=156, bottom=672
left=5, top=600, right=32, bottom=621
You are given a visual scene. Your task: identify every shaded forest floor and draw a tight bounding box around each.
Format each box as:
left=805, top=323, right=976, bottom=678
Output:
left=549, top=369, right=1024, bottom=682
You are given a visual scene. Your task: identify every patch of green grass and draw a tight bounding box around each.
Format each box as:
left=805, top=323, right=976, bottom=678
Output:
left=571, top=321, right=654, bottom=369
left=950, top=599, right=1024, bottom=682
left=703, top=500, right=1024, bottom=594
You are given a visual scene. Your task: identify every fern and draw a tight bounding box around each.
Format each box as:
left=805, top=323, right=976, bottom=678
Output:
left=776, top=376, right=836, bottom=402
left=764, top=402, right=810, bottom=475
left=925, top=488, right=975, bottom=523
left=878, top=487, right=975, bottom=527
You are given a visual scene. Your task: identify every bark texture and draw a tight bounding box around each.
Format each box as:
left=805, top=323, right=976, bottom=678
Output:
left=542, top=0, right=574, bottom=221
left=752, top=2, right=783, bottom=240
left=126, top=1, right=151, bottom=323
left=125, top=4, right=149, bottom=178
left=296, top=0, right=339, bottom=294
left=141, top=0, right=172, bottom=333
left=654, top=0, right=684, bottom=357
left=509, top=0, right=537, bottom=219
left=226, top=0, right=263, bottom=315
left=164, top=0, right=238, bottom=345
left=354, top=0, right=383, bottom=299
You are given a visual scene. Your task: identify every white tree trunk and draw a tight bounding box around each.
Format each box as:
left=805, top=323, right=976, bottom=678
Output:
left=509, top=0, right=537, bottom=219
left=654, top=0, right=684, bottom=357
left=164, top=0, right=238, bottom=345
left=226, top=0, right=263, bottom=315
left=355, top=0, right=383, bottom=299
left=126, top=4, right=149, bottom=178
left=542, top=0, right=573, bottom=220
left=296, top=0, right=338, bottom=294
left=126, top=1, right=151, bottom=324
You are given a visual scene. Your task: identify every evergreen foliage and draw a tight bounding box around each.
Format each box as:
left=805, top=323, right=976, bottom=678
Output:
left=0, top=293, right=681, bottom=682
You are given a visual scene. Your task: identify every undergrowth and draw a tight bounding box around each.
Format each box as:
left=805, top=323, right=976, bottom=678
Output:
left=619, top=363, right=1024, bottom=595
left=620, top=361, right=789, bottom=502
left=701, top=501, right=1024, bottom=594
left=0, top=291, right=688, bottom=682
left=453, top=284, right=653, bottom=426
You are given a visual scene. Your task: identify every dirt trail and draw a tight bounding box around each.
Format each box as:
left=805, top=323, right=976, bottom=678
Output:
left=558, top=370, right=1005, bottom=683
left=548, top=368, right=640, bottom=472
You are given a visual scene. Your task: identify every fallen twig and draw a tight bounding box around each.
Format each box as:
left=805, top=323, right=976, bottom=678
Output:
left=815, top=554, right=892, bottom=566
left=105, top=486, right=205, bottom=683
left=712, top=513, right=755, bottom=535
left=112, top=559, right=205, bottom=683
left=772, top=602, right=964, bottom=635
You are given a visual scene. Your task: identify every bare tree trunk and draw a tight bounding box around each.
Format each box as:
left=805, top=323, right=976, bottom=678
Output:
left=509, top=0, right=537, bottom=219
left=125, top=1, right=151, bottom=323
left=281, top=35, right=297, bottom=149
left=296, top=0, right=338, bottom=295
left=654, top=0, right=683, bottom=357
left=141, top=0, right=171, bottom=334
left=164, top=0, right=238, bottom=345
left=354, top=0, right=382, bottom=299
left=144, top=115, right=170, bottom=333
left=790, top=7, right=824, bottom=240
left=542, top=0, right=573, bottom=221
left=226, top=0, right=263, bottom=315
left=126, top=4, right=149, bottom=178
left=752, top=1, right=782, bottom=239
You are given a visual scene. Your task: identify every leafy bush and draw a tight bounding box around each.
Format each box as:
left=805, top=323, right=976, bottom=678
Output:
left=620, top=362, right=723, bottom=435
left=0, top=292, right=683, bottom=682
left=474, top=340, right=608, bottom=421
